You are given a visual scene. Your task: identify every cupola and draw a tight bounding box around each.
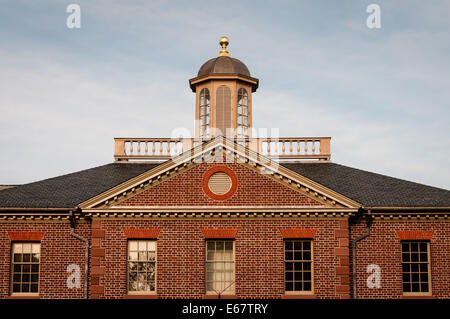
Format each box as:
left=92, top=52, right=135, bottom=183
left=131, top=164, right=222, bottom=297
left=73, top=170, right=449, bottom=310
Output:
left=189, top=36, right=259, bottom=139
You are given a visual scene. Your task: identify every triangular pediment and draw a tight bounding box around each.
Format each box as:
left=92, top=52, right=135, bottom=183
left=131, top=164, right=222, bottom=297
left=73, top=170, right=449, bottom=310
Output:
left=79, top=136, right=361, bottom=210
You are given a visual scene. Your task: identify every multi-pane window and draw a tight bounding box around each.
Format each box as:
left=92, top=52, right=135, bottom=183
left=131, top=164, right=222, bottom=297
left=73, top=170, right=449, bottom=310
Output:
left=11, top=243, right=40, bottom=295
left=206, top=240, right=234, bottom=294
left=401, top=241, right=430, bottom=294
left=199, top=88, right=210, bottom=138
left=237, top=88, right=248, bottom=138
left=284, top=240, right=313, bottom=292
left=127, top=240, right=156, bottom=293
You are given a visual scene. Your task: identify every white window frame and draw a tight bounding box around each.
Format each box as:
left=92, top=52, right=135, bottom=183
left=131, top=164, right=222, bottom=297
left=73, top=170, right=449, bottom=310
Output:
left=401, top=240, right=432, bottom=296
left=205, top=240, right=235, bottom=295
left=10, top=242, right=41, bottom=296
left=126, top=240, right=157, bottom=295
left=283, top=239, right=314, bottom=295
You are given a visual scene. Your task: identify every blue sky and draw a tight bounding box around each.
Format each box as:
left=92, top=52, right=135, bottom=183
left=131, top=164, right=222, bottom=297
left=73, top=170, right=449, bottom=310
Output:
left=0, top=0, right=449, bottom=189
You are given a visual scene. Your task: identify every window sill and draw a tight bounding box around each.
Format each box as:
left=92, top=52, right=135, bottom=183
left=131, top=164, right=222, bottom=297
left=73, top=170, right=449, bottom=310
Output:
left=124, top=294, right=158, bottom=299
left=402, top=295, right=434, bottom=299
left=282, top=294, right=316, bottom=299
left=7, top=295, right=40, bottom=299
left=203, top=294, right=237, bottom=299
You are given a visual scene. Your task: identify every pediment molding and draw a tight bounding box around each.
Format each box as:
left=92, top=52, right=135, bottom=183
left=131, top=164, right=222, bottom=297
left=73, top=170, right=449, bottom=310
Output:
left=79, top=137, right=361, bottom=210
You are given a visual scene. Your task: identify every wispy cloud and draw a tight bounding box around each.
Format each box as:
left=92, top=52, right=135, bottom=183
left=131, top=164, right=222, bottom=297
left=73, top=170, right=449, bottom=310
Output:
left=0, top=0, right=448, bottom=189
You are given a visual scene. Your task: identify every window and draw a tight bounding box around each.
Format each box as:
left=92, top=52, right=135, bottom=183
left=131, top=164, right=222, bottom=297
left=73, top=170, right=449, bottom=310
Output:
left=127, top=240, right=156, bottom=294
left=199, top=88, right=210, bottom=138
left=10, top=243, right=40, bottom=295
left=401, top=241, right=430, bottom=294
left=206, top=240, right=234, bottom=294
left=284, top=240, right=313, bottom=293
left=237, top=88, right=248, bottom=138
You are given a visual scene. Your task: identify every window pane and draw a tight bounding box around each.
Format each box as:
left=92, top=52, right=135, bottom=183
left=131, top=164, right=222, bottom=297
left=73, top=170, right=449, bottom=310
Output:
left=129, top=252, right=138, bottom=261
left=32, top=244, right=40, bottom=254
left=13, top=274, right=21, bottom=282
left=138, top=251, right=147, bottom=261
left=129, top=241, right=137, bottom=251
left=303, top=282, right=312, bottom=291
left=13, top=244, right=22, bottom=254
left=419, top=243, right=427, bottom=252
left=402, top=274, right=410, bottom=282
left=285, top=282, right=293, bottom=291
left=285, top=272, right=293, bottom=281
left=420, top=273, right=428, bottom=282
left=225, top=242, right=233, bottom=251
left=403, top=283, right=411, bottom=292
left=32, top=254, right=40, bottom=263
left=31, top=274, right=39, bottom=283
left=23, top=244, right=31, bottom=254
left=303, top=251, right=311, bottom=261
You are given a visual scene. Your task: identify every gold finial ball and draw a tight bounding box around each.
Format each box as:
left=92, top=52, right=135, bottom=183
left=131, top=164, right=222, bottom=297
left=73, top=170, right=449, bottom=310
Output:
left=219, top=36, right=229, bottom=48
left=218, top=36, right=230, bottom=56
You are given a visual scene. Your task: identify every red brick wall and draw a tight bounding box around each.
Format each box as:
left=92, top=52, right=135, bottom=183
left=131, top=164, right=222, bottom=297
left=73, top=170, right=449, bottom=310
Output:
left=350, top=219, right=450, bottom=299
left=91, top=218, right=349, bottom=299
left=0, top=221, right=89, bottom=299
left=119, top=163, right=323, bottom=207
left=1, top=218, right=448, bottom=299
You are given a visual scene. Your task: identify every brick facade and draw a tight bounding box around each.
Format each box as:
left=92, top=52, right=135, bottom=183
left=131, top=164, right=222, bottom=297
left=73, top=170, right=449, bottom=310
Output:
left=0, top=162, right=448, bottom=299
left=0, top=221, right=89, bottom=299
left=119, top=163, right=323, bottom=207
left=350, top=219, right=450, bottom=299
left=88, top=219, right=349, bottom=299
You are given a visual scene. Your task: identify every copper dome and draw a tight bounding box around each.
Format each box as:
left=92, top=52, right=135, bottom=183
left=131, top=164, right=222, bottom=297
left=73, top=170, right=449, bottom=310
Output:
left=197, top=56, right=251, bottom=77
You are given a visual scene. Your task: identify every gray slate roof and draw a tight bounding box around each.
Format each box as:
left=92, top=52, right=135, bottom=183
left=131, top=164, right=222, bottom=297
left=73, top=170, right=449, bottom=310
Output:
left=0, top=162, right=448, bottom=209
left=0, top=163, right=159, bottom=209
left=283, top=163, right=450, bottom=208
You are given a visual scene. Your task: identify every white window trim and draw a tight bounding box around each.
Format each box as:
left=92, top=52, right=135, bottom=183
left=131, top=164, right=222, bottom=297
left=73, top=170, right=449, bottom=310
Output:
left=126, top=240, right=157, bottom=295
